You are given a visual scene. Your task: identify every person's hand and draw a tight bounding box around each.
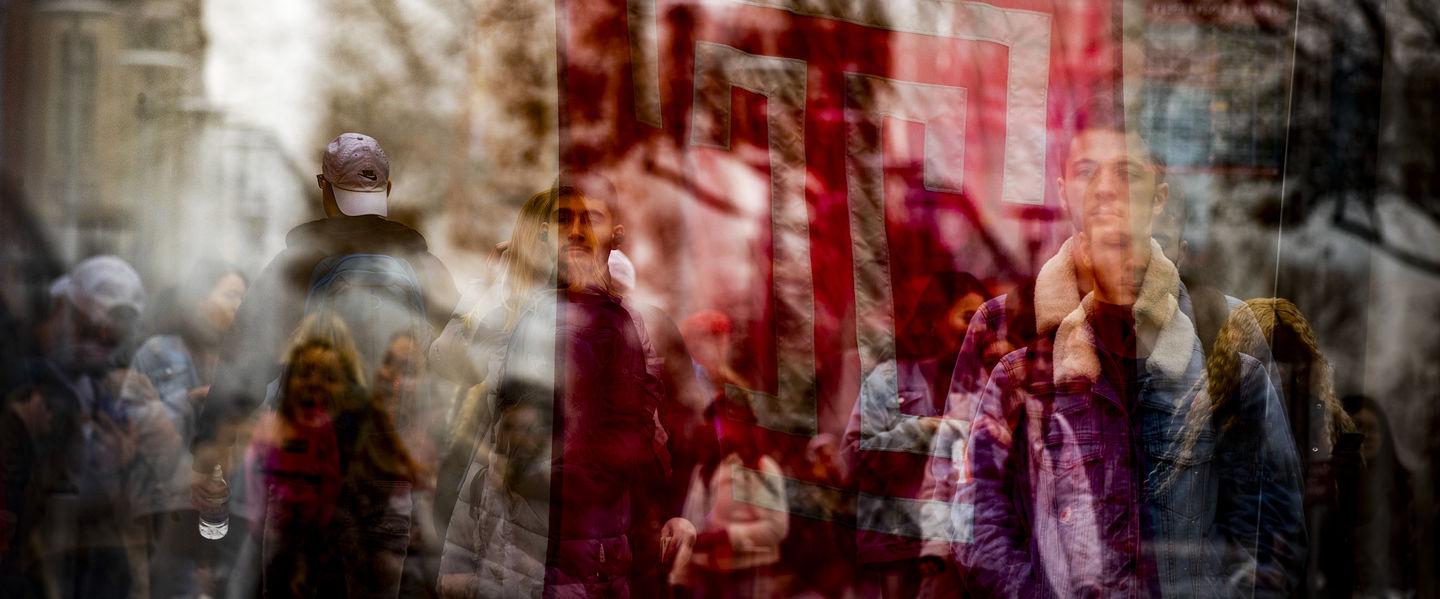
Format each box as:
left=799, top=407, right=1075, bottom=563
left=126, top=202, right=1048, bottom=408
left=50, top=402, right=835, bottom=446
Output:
left=192, top=466, right=229, bottom=515
left=659, top=517, right=697, bottom=566
left=187, top=385, right=212, bottom=404
left=437, top=573, right=480, bottom=599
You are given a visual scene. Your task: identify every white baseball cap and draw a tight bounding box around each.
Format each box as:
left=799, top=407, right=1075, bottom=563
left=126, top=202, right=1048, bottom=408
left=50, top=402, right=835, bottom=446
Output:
left=322, top=132, right=390, bottom=217
left=51, top=255, right=147, bottom=328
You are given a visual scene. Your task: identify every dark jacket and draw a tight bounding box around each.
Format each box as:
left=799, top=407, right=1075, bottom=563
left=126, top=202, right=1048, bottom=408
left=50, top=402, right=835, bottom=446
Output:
left=919, top=292, right=1016, bottom=560
left=438, top=288, right=673, bottom=598
left=14, top=359, right=138, bottom=599
left=0, top=405, right=46, bottom=597
left=194, top=215, right=457, bottom=472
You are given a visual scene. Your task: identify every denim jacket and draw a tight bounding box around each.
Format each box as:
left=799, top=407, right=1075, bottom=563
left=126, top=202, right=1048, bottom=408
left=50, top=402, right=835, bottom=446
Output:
left=124, top=335, right=200, bottom=516
left=843, top=358, right=951, bottom=563
left=962, top=242, right=1305, bottom=598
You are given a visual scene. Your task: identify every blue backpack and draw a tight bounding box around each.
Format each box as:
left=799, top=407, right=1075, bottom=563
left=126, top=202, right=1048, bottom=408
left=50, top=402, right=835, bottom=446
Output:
left=304, top=253, right=429, bottom=373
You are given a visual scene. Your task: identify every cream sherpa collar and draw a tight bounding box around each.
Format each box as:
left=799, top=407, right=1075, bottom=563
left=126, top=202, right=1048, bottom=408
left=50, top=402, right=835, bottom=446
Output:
left=1035, top=237, right=1084, bottom=335
left=1034, top=237, right=1196, bottom=383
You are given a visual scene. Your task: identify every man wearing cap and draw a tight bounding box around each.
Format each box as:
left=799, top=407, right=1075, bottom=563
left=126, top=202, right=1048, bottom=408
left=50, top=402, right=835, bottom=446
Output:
left=321, top=132, right=398, bottom=219
left=191, top=133, right=457, bottom=522
left=9, top=255, right=148, bottom=599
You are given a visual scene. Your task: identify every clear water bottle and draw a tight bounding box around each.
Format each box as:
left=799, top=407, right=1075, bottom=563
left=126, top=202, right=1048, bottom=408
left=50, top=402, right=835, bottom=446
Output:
left=197, top=464, right=229, bottom=540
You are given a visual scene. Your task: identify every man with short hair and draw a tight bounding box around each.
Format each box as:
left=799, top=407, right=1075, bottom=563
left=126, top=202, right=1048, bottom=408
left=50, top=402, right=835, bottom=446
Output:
left=12, top=256, right=149, bottom=599
left=439, top=177, right=702, bottom=598
left=933, top=97, right=1305, bottom=597
left=919, top=100, right=1133, bottom=578
left=191, top=133, right=457, bottom=574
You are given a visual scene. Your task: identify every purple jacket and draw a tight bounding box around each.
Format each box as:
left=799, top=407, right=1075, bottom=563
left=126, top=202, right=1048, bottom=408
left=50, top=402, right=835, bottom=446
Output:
left=962, top=243, right=1304, bottom=598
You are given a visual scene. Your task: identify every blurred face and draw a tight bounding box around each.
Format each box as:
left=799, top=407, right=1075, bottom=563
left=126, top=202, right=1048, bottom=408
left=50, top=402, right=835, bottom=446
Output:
left=375, top=334, right=422, bottom=410
left=1352, top=407, right=1381, bottom=461
left=199, top=273, right=246, bottom=335
left=550, top=193, right=622, bottom=289
left=942, top=292, right=987, bottom=351
left=1061, top=130, right=1167, bottom=304
left=14, top=389, right=52, bottom=436
left=715, top=412, right=756, bottom=460
left=686, top=329, right=731, bottom=375
left=1152, top=211, right=1187, bottom=268
left=286, top=347, right=347, bottom=424
left=1080, top=227, right=1146, bottom=305
left=49, top=300, right=125, bottom=372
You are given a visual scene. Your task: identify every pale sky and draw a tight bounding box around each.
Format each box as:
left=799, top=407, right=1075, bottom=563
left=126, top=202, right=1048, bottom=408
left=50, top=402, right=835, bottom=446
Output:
left=203, top=0, right=323, bottom=170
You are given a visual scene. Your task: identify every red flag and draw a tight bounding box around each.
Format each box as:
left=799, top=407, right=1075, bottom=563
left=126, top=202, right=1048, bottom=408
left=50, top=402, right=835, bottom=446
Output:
left=556, top=0, right=1122, bottom=566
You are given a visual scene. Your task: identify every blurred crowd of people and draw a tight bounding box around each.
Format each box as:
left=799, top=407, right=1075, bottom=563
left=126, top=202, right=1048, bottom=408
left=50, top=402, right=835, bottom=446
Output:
left=0, top=121, right=1421, bottom=599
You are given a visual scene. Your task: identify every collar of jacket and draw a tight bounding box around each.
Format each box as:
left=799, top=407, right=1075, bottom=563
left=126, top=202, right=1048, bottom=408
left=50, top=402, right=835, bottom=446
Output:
left=285, top=215, right=430, bottom=254
left=1034, top=237, right=1196, bottom=384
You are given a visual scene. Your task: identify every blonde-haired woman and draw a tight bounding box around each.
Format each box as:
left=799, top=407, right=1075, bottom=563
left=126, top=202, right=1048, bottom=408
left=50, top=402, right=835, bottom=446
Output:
left=428, top=186, right=560, bottom=537
left=1206, top=298, right=1360, bottom=597
left=435, top=180, right=696, bottom=598
left=231, top=313, right=426, bottom=598
left=1170, top=297, right=1358, bottom=596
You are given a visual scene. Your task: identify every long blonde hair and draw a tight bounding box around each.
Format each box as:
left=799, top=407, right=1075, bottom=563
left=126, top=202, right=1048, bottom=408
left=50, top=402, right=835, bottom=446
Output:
left=499, top=187, right=561, bottom=327
left=286, top=312, right=367, bottom=388
left=1168, top=298, right=1355, bottom=486
left=445, top=188, right=558, bottom=453
left=1226, top=299, right=1347, bottom=440
left=1215, top=298, right=1355, bottom=442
